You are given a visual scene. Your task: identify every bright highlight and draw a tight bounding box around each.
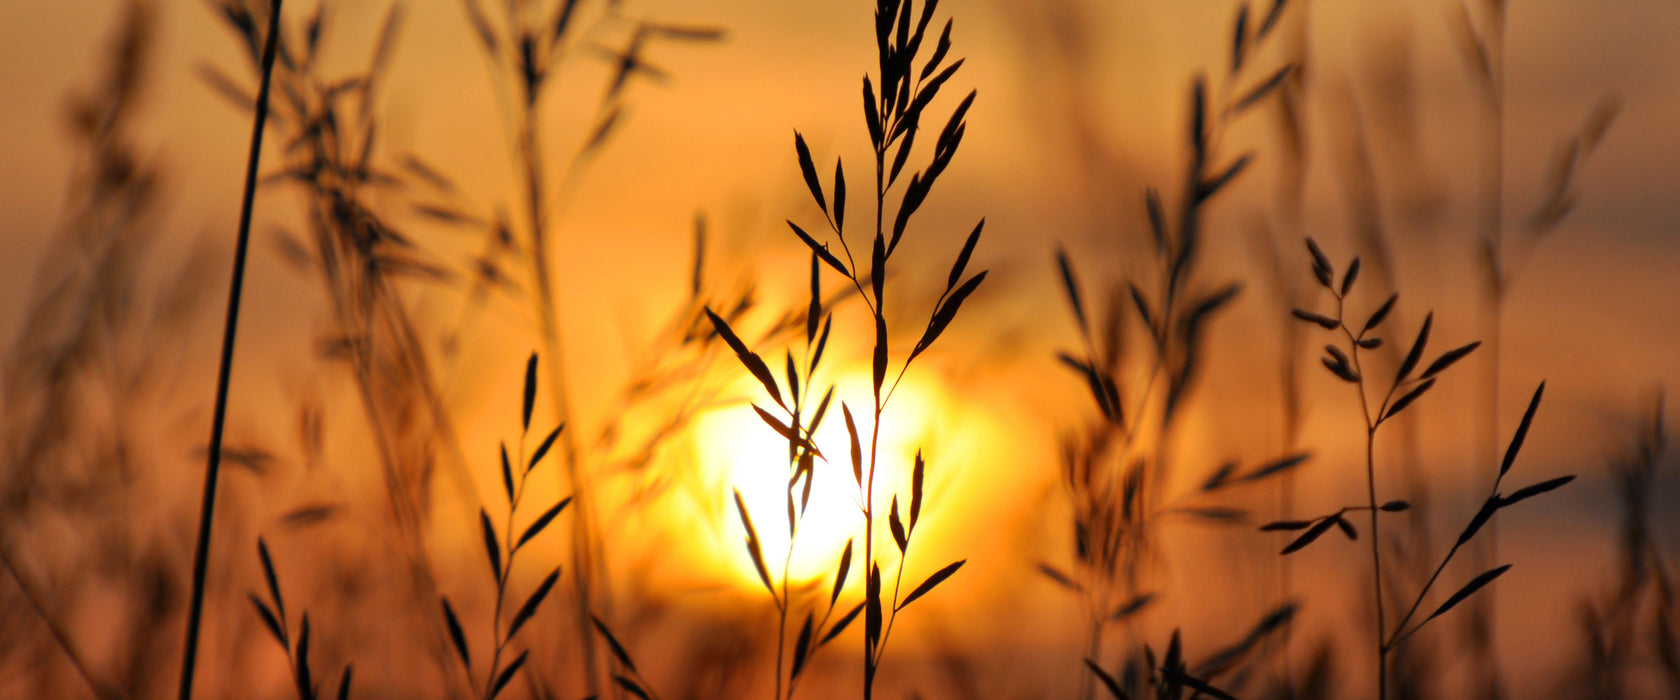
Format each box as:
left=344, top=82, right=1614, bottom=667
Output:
left=696, top=372, right=941, bottom=589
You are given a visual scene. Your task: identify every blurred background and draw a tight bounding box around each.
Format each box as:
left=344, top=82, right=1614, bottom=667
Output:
left=0, top=0, right=1676, bottom=698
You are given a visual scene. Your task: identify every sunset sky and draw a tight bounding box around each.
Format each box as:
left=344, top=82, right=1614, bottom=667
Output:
left=1, top=0, right=1677, bottom=698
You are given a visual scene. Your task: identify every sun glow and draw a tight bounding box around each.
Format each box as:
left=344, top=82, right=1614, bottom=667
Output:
left=696, top=371, right=941, bottom=589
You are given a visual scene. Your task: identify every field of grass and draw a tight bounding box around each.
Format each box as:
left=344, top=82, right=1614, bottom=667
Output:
left=0, top=0, right=1676, bottom=698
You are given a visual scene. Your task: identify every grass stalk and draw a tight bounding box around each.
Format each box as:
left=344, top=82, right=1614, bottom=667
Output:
left=1283, top=236, right=1568, bottom=700
left=519, top=81, right=605, bottom=700
left=1, top=550, right=117, bottom=700
left=177, top=1, right=283, bottom=696
left=1336, top=293, right=1389, bottom=700
left=1474, top=3, right=1508, bottom=693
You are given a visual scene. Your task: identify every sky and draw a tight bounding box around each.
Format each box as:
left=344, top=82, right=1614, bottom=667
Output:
left=1, top=0, right=1678, bottom=697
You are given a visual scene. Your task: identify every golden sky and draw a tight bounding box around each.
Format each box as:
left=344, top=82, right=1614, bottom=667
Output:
left=2, top=1, right=1678, bottom=697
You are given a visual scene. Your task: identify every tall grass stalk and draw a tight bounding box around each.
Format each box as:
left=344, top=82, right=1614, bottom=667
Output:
left=1282, top=238, right=1573, bottom=700
left=1048, top=4, right=1302, bottom=696
left=200, top=1, right=478, bottom=688
left=1452, top=0, right=1619, bottom=688
left=450, top=4, right=725, bottom=688
left=735, top=1, right=987, bottom=696
left=178, top=0, right=283, bottom=696
left=705, top=267, right=855, bottom=699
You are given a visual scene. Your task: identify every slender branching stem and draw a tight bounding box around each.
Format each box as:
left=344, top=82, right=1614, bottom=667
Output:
left=860, top=100, right=888, bottom=700
left=483, top=433, right=529, bottom=700
left=179, top=2, right=282, bottom=697
left=874, top=541, right=912, bottom=668
left=1336, top=291, right=1387, bottom=700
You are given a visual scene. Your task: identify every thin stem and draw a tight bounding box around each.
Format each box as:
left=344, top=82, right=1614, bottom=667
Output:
left=776, top=542, right=792, bottom=700
left=863, top=410, right=882, bottom=700
left=1078, top=613, right=1103, bottom=700
left=484, top=434, right=530, bottom=700
left=1364, top=423, right=1387, bottom=700
left=1, top=551, right=116, bottom=700
left=178, top=2, right=283, bottom=697
left=1385, top=542, right=1460, bottom=652
left=1475, top=4, right=1508, bottom=689
left=861, top=87, right=888, bottom=700
left=873, top=541, right=912, bottom=668
left=1387, top=472, right=1514, bottom=651
left=1338, top=293, right=1386, bottom=700
left=519, top=83, right=604, bottom=698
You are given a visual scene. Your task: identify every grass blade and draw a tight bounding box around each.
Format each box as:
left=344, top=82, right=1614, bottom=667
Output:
left=592, top=615, right=639, bottom=673
left=1084, top=659, right=1132, bottom=700
left=489, top=649, right=528, bottom=699
left=705, top=307, right=784, bottom=410
left=249, top=594, right=285, bottom=647
left=506, top=568, right=560, bottom=639
left=527, top=424, right=562, bottom=472
left=257, top=538, right=285, bottom=621
left=613, top=676, right=651, bottom=700
left=795, top=131, right=827, bottom=214
left=898, top=559, right=965, bottom=610
left=1384, top=378, right=1436, bottom=422
left=910, top=451, right=925, bottom=528
left=1420, top=341, right=1481, bottom=379
left=1395, top=312, right=1433, bottom=383
left=480, top=509, right=502, bottom=582
left=947, top=220, right=984, bottom=291
left=1502, top=382, right=1545, bottom=475
left=522, top=352, right=537, bottom=431
left=1363, top=294, right=1398, bottom=335
left=1500, top=475, right=1575, bottom=508
left=499, top=443, right=514, bottom=503
left=832, top=539, right=853, bottom=606
left=843, top=403, right=863, bottom=487
left=1425, top=564, right=1513, bottom=625
left=1281, top=517, right=1336, bottom=554
left=790, top=221, right=850, bottom=278
left=441, top=598, right=470, bottom=670
left=791, top=612, right=815, bottom=679
left=518, top=496, right=572, bottom=549
left=1056, top=247, right=1088, bottom=334
left=822, top=602, right=864, bottom=645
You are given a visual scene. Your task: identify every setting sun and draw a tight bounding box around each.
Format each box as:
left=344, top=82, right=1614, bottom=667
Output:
left=696, top=371, right=940, bottom=590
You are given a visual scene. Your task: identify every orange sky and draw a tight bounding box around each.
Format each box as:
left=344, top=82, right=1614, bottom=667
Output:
left=2, top=1, right=1678, bottom=697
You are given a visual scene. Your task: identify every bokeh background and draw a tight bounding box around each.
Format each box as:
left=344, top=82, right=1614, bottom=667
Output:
left=1, top=0, right=1677, bottom=698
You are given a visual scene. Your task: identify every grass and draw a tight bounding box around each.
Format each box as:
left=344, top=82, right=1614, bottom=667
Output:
left=0, top=0, right=1666, bottom=699
left=438, top=353, right=571, bottom=700
left=1047, top=3, right=1306, bottom=697
left=706, top=1, right=983, bottom=696
left=1278, top=239, right=1575, bottom=699
left=1448, top=0, right=1620, bottom=690
left=178, top=1, right=285, bottom=697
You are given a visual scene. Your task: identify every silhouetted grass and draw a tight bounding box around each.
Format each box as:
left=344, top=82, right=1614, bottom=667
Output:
left=438, top=354, right=570, bottom=700
left=1, top=1, right=1670, bottom=698
left=1049, top=3, right=1306, bottom=698
left=249, top=537, right=355, bottom=700
left=707, top=2, right=984, bottom=697
left=1571, top=391, right=1675, bottom=697
left=1, top=3, right=191, bottom=697
left=178, top=1, right=284, bottom=697
left=1276, top=238, right=1575, bottom=700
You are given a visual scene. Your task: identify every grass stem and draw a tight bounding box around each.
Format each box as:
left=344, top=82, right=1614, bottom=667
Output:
left=177, top=1, right=283, bottom=697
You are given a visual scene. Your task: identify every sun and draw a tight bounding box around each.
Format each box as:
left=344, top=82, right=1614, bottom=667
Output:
left=695, top=371, right=940, bottom=589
